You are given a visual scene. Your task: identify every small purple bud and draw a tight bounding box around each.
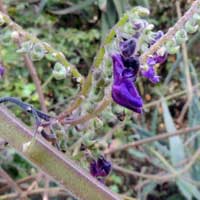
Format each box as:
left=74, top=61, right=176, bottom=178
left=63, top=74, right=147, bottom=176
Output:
left=0, top=64, right=5, bottom=78
left=120, top=38, right=136, bottom=57
left=90, top=160, right=98, bottom=177
left=133, top=20, right=147, bottom=30
left=97, top=156, right=112, bottom=176
left=89, top=156, right=112, bottom=178
left=141, top=65, right=160, bottom=84
left=154, top=52, right=168, bottom=64
left=150, top=30, right=164, bottom=45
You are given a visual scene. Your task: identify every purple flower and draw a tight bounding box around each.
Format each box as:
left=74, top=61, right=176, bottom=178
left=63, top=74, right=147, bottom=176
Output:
left=111, top=54, right=143, bottom=113
left=141, top=50, right=167, bottom=84
left=90, top=156, right=112, bottom=178
left=120, top=38, right=136, bottom=57
left=141, top=66, right=160, bottom=84
left=150, top=30, right=164, bottom=45
left=0, top=64, right=5, bottom=78
left=112, top=80, right=143, bottom=113
left=133, top=20, right=148, bottom=31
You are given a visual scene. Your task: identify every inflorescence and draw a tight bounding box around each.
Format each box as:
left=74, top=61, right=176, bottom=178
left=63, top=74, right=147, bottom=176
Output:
left=111, top=5, right=200, bottom=113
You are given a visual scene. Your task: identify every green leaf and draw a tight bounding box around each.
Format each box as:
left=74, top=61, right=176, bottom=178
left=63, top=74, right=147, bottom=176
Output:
left=177, top=179, right=200, bottom=200
left=161, top=98, right=185, bottom=166
left=49, top=0, right=96, bottom=15
left=112, top=0, right=126, bottom=17
left=98, top=0, right=107, bottom=11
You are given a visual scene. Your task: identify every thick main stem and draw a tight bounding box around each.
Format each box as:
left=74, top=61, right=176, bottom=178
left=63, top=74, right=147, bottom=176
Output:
left=0, top=107, right=119, bottom=200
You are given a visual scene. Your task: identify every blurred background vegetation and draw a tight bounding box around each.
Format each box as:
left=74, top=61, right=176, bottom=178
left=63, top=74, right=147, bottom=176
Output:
left=1, top=0, right=200, bottom=200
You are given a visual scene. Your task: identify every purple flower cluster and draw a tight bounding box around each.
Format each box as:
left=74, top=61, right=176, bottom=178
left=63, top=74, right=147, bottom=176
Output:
left=111, top=27, right=167, bottom=113
left=141, top=51, right=167, bottom=83
left=90, top=156, right=112, bottom=178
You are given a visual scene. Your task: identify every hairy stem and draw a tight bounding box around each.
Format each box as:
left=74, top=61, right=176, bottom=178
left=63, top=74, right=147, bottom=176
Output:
left=0, top=11, right=83, bottom=81
left=0, top=107, right=120, bottom=200
left=140, top=0, right=200, bottom=64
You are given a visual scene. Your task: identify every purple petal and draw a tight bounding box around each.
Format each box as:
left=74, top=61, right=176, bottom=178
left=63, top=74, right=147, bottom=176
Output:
left=90, top=160, right=98, bottom=177
left=141, top=66, right=160, bottom=84
left=154, top=52, right=168, bottom=64
left=150, top=30, right=164, bottom=45
left=147, top=57, right=157, bottom=66
left=120, top=38, right=136, bottom=57
left=112, top=80, right=143, bottom=112
left=111, top=54, right=124, bottom=84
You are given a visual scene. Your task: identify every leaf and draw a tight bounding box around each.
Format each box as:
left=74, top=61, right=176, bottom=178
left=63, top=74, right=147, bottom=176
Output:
left=112, top=0, right=126, bottom=17
left=150, top=109, right=158, bottom=135
left=177, top=179, right=200, bottom=200
left=98, top=0, right=107, bottom=11
left=162, top=98, right=200, bottom=199
left=49, top=0, right=96, bottom=15
left=161, top=98, right=185, bottom=166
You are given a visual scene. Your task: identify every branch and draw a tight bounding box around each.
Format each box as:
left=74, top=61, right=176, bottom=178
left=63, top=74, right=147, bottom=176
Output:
left=140, top=0, right=200, bottom=64
left=17, top=37, right=47, bottom=113
left=0, top=11, right=83, bottom=82
left=104, top=125, right=200, bottom=155
left=0, top=107, right=120, bottom=200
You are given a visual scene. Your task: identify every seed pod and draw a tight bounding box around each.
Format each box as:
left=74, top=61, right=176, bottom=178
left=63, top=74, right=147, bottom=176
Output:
left=175, top=29, right=188, bottom=44
left=52, top=62, right=67, bottom=80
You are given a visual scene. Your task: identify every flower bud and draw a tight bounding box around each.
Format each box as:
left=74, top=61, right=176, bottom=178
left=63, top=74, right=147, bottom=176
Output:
left=132, top=6, right=150, bottom=17
left=185, top=20, right=198, bottom=34
left=93, top=117, right=103, bottom=129
left=16, top=41, right=33, bottom=53
left=119, top=38, right=136, bottom=57
left=192, top=13, right=200, bottom=24
left=52, top=62, right=67, bottom=80
left=165, top=39, right=180, bottom=54
left=166, top=46, right=180, bottom=55
left=175, top=29, right=188, bottom=44
left=30, top=43, right=46, bottom=61
left=132, top=20, right=147, bottom=31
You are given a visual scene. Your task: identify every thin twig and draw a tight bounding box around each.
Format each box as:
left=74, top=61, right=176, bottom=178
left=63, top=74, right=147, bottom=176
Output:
left=18, top=38, right=47, bottom=112
left=176, top=1, right=193, bottom=124
left=60, top=97, right=111, bottom=125
left=104, top=125, right=200, bottom=154
left=0, top=167, right=22, bottom=197
left=144, top=83, right=200, bottom=109
left=113, top=146, right=200, bottom=182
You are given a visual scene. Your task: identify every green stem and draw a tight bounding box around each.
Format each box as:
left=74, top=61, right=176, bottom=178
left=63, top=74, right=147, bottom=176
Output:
left=0, top=107, right=120, bottom=200
left=0, top=12, right=83, bottom=82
